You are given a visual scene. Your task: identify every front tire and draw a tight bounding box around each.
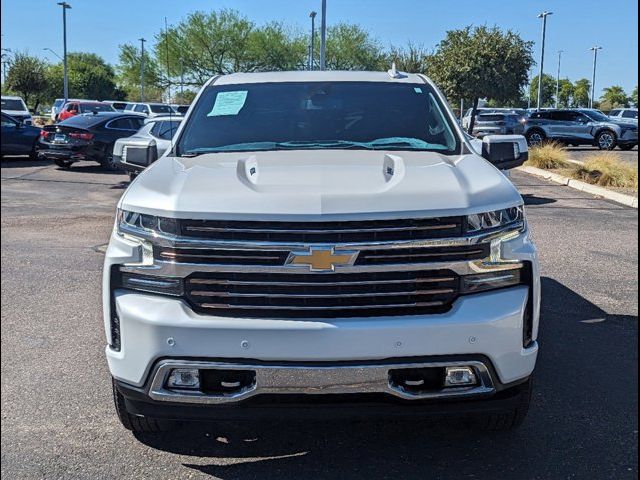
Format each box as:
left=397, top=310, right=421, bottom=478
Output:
left=596, top=130, right=617, bottom=150
left=525, top=129, right=546, bottom=147
left=472, top=377, right=532, bottom=431
left=128, top=171, right=139, bottom=182
left=100, top=147, right=121, bottom=171
left=54, top=159, right=73, bottom=168
left=112, top=379, right=176, bottom=433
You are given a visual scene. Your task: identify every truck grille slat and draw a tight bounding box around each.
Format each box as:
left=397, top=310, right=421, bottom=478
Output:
left=180, top=217, right=464, bottom=243
left=185, top=270, right=459, bottom=318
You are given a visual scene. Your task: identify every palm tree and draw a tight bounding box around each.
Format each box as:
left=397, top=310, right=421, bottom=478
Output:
left=600, top=85, right=629, bottom=108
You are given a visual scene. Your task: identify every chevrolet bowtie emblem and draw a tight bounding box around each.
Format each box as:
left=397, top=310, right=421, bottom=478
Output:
left=285, top=247, right=359, bottom=272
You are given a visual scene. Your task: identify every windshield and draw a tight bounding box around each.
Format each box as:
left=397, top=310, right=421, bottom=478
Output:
left=582, top=110, right=611, bottom=122
left=150, top=104, right=173, bottom=114
left=1, top=98, right=27, bottom=111
left=177, top=81, right=459, bottom=155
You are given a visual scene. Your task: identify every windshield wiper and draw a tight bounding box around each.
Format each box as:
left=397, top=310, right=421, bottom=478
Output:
left=274, top=140, right=368, bottom=149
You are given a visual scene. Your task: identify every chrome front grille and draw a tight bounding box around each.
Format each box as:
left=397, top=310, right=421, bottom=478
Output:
left=180, top=217, right=464, bottom=243
left=184, top=270, right=459, bottom=318
left=153, top=244, right=488, bottom=267
left=119, top=216, right=524, bottom=319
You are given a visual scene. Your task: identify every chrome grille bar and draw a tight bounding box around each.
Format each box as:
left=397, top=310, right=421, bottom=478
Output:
left=198, top=301, right=446, bottom=311
left=189, top=288, right=455, bottom=298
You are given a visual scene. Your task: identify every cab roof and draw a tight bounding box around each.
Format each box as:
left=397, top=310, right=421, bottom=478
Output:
left=209, top=70, right=427, bottom=86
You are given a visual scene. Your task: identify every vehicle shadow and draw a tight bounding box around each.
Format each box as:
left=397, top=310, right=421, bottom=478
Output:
left=134, top=277, right=638, bottom=479
left=0, top=157, right=51, bottom=168
left=522, top=193, right=557, bottom=206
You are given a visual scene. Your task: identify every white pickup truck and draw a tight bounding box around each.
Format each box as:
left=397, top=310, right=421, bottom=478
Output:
left=104, top=70, right=540, bottom=433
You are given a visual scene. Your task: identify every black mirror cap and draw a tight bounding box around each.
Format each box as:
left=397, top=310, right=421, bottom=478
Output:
left=481, top=135, right=528, bottom=170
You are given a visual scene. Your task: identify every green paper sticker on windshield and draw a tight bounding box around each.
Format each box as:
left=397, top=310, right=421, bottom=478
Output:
left=207, top=90, right=248, bottom=116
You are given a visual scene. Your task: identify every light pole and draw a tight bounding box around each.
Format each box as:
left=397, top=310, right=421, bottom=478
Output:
left=589, top=46, right=602, bottom=109
left=319, top=0, right=327, bottom=70
left=139, top=38, right=146, bottom=102
left=309, top=11, right=317, bottom=70
left=43, top=47, right=63, bottom=61
left=555, top=50, right=563, bottom=108
left=536, top=11, right=553, bottom=111
left=57, top=2, right=71, bottom=104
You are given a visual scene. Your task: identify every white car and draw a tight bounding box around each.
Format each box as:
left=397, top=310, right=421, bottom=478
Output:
left=104, top=70, right=539, bottom=433
left=608, top=108, right=638, bottom=124
left=123, top=102, right=175, bottom=117
left=1, top=95, right=33, bottom=125
left=462, top=107, right=527, bottom=131
left=113, top=115, right=182, bottom=180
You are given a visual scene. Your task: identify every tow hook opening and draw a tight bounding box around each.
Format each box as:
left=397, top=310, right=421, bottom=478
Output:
left=389, top=365, right=478, bottom=394
left=199, top=369, right=256, bottom=395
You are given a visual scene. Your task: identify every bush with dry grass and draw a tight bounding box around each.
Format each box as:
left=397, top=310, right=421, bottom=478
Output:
left=574, top=153, right=638, bottom=190
left=525, top=142, right=572, bottom=170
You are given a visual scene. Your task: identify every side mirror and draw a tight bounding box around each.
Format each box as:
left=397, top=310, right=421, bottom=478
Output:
left=481, top=135, right=528, bottom=170
left=122, top=138, right=158, bottom=167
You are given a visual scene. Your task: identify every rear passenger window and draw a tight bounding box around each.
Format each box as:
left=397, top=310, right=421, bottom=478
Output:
left=609, top=110, right=620, bottom=117
left=107, top=118, right=143, bottom=130
left=150, top=120, right=179, bottom=140
left=622, top=110, right=638, bottom=119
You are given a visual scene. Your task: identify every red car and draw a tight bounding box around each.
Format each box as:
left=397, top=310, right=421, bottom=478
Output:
left=57, top=101, right=115, bottom=122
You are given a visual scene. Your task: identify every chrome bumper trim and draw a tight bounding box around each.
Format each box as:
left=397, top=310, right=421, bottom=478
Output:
left=148, top=359, right=495, bottom=404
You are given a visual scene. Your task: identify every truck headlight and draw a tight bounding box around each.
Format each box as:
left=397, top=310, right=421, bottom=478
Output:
left=466, top=206, right=525, bottom=233
left=117, top=209, right=179, bottom=237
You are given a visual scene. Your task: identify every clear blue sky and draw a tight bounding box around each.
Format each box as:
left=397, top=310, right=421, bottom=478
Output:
left=1, top=0, right=638, bottom=97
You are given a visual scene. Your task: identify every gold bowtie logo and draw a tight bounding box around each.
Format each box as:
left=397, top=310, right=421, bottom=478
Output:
left=286, top=247, right=359, bottom=272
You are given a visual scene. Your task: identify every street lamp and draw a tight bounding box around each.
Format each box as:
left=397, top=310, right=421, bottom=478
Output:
left=309, top=11, right=317, bottom=71
left=589, top=46, right=602, bottom=109
left=536, top=11, right=553, bottom=111
left=319, top=0, right=327, bottom=70
left=43, top=47, right=63, bottom=61
left=555, top=50, right=564, bottom=108
left=57, top=2, right=71, bottom=104
left=139, top=38, right=146, bottom=102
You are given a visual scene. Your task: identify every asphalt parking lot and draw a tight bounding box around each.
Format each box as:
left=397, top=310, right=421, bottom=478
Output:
left=1, top=158, right=638, bottom=480
left=567, top=145, right=638, bottom=164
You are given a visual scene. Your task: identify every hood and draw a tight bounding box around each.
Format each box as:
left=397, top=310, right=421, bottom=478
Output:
left=2, top=109, right=31, bottom=117
left=120, top=150, right=522, bottom=220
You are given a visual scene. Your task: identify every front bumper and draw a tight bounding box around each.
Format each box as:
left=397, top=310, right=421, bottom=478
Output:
left=104, top=224, right=540, bottom=408
left=114, top=360, right=532, bottom=421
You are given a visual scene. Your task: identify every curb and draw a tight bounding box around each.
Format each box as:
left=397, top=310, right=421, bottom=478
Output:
left=516, top=165, right=638, bottom=209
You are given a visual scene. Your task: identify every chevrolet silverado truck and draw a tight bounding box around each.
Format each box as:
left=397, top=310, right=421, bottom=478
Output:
left=104, top=70, right=540, bottom=433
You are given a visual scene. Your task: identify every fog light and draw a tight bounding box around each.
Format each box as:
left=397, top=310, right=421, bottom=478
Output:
left=166, top=368, right=200, bottom=389
left=444, top=367, right=477, bottom=387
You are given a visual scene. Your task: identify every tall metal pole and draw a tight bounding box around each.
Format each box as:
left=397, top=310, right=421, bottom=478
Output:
left=589, top=46, right=602, bottom=109
left=57, top=2, right=71, bottom=104
left=536, top=11, right=553, bottom=111
left=139, top=38, right=146, bottom=102
left=555, top=50, right=563, bottom=108
left=319, top=0, right=327, bottom=70
left=309, top=11, right=316, bottom=70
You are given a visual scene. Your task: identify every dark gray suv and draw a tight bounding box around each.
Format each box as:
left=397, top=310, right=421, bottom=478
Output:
left=524, top=109, right=638, bottom=150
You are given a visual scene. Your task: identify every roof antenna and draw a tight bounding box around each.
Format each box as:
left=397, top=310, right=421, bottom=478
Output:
left=387, top=61, right=406, bottom=79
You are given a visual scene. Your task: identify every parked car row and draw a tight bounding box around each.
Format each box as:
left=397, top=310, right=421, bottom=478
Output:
left=525, top=109, right=638, bottom=150
left=462, top=106, right=637, bottom=150
left=48, top=98, right=189, bottom=122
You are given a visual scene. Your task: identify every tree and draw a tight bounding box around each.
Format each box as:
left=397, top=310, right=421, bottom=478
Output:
left=116, top=43, right=164, bottom=101
left=426, top=26, right=534, bottom=133
left=45, top=52, right=121, bottom=102
left=388, top=43, right=429, bottom=73
left=154, top=9, right=257, bottom=84
left=528, top=73, right=556, bottom=109
left=600, top=85, right=629, bottom=110
left=324, top=23, right=386, bottom=71
left=557, top=79, right=574, bottom=108
left=245, top=22, right=307, bottom=71
left=5, top=52, right=48, bottom=108
left=631, top=86, right=638, bottom=107
left=572, top=78, right=591, bottom=107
